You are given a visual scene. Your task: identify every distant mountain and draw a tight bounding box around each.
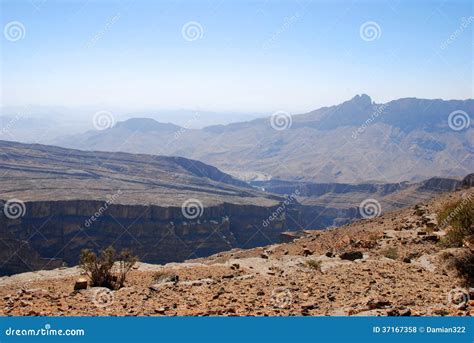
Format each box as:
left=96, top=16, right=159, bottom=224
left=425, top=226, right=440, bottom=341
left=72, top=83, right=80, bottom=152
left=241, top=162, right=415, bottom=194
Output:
left=53, top=95, right=473, bottom=183
left=0, top=140, right=265, bottom=206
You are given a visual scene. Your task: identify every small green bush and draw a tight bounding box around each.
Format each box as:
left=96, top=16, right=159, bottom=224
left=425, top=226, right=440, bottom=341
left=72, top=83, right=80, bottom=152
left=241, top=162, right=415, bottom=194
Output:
left=79, top=246, right=138, bottom=290
left=438, top=197, right=473, bottom=248
left=438, top=196, right=474, bottom=285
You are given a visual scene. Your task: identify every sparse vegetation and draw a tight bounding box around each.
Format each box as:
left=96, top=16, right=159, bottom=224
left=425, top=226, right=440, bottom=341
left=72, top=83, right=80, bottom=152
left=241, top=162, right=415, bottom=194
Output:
left=453, top=252, right=474, bottom=285
left=305, top=259, right=322, bottom=271
left=381, top=247, right=398, bottom=260
left=438, top=197, right=474, bottom=285
left=438, top=197, right=473, bottom=248
left=79, top=246, right=138, bottom=290
left=440, top=251, right=474, bottom=286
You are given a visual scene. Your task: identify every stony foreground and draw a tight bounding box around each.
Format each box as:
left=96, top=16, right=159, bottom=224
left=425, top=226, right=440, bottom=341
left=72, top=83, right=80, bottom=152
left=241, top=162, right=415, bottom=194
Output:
left=0, top=189, right=473, bottom=316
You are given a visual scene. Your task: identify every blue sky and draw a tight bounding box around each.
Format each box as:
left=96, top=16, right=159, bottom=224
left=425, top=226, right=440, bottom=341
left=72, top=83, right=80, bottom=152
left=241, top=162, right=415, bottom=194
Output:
left=1, top=0, right=473, bottom=113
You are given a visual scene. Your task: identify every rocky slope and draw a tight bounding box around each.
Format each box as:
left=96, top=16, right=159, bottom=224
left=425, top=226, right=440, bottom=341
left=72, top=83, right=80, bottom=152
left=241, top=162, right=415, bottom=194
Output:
left=53, top=95, right=473, bottom=183
left=0, top=188, right=472, bottom=316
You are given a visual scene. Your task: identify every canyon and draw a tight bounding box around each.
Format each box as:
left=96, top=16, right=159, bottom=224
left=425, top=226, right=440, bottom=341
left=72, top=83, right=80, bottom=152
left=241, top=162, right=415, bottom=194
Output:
left=0, top=140, right=469, bottom=276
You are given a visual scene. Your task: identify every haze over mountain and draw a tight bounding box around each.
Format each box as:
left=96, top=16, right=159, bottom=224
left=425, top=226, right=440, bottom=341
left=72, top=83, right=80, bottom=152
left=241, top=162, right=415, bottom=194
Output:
left=54, top=95, right=473, bottom=183
left=0, top=105, right=265, bottom=145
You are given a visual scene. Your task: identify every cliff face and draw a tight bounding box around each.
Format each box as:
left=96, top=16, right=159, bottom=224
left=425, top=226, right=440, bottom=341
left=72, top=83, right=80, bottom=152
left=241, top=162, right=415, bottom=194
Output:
left=251, top=177, right=466, bottom=229
left=0, top=200, right=289, bottom=275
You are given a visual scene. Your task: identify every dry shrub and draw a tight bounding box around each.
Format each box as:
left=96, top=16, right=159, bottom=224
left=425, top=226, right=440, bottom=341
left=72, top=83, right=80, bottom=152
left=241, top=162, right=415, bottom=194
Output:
left=79, top=246, right=138, bottom=290
left=305, top=259, right=322, bottom=271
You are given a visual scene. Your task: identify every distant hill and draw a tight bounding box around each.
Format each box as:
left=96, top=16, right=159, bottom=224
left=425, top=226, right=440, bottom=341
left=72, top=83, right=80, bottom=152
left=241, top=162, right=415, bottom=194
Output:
left=53, top=95, right=473, bottom=183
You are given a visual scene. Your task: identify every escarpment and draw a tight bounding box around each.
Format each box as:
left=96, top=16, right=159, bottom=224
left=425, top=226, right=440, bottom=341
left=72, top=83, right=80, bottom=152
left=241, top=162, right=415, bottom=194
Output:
left=0, top=200, right=299, bottom=275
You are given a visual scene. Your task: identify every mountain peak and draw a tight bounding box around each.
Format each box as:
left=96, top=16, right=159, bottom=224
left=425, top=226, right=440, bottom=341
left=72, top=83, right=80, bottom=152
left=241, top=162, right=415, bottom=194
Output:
left=349, top=94, right=372, bottom=106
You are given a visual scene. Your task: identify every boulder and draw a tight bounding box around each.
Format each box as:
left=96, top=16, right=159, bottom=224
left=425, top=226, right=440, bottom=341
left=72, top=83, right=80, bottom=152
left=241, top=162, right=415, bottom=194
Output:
left=422, top=235, right=440, bottom=243
left=339, top=251, right=363, bottom=261
left=73, top=277, right=88, bottom=291
left=367, top=298, right=392, bottom=310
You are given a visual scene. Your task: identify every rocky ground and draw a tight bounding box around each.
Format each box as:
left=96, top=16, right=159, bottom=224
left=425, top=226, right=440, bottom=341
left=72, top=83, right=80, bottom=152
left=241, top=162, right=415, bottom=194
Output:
left=0, top=189, right=472, bottom=316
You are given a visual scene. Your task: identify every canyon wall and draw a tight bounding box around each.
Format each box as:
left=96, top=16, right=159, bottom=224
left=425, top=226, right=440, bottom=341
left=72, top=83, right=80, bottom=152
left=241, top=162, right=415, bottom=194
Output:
left=0, top=200, right=289, bottom=275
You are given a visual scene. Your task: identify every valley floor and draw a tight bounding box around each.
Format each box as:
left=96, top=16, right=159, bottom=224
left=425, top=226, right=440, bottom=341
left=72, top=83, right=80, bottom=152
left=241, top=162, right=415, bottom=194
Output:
left=0, top=189, right=472, bottom=316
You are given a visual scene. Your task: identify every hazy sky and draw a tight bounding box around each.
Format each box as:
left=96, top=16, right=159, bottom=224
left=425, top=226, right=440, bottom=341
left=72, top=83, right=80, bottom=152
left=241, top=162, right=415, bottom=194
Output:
left=1, top=0, right=473, bottom=113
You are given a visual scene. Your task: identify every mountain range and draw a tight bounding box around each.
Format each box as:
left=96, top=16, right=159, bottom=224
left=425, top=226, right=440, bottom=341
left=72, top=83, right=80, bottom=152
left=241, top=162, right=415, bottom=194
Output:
left=53, top=95, right=473, bottom=183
